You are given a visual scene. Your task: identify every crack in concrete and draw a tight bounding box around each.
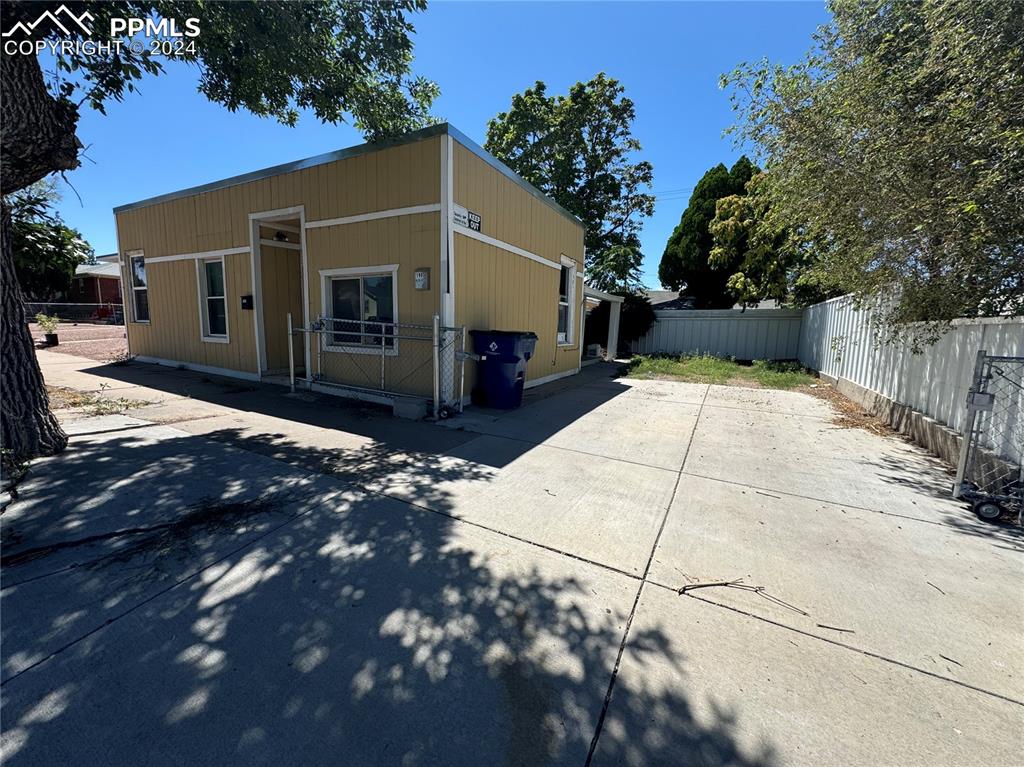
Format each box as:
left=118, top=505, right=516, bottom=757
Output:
left=583, top=384, right=711, bottom=765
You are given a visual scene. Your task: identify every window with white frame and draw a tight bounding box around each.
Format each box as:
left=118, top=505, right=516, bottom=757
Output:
left=557, top=258, right=576, bottom=344
left=321, top=266, right=397, bottom=350
left=198, top=257, right=228, bottom=340
left=129, top=254, right=149, bottom=322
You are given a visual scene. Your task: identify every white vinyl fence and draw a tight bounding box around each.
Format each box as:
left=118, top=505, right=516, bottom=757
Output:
left=632, top=308, right=803, bottom=360
left=798, top=296, right=1024, bottom=439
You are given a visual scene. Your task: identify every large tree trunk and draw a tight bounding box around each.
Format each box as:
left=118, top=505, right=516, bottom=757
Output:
left=1, top=203, right=67, bottom=469
left=1, top=42, right=82, bottom=471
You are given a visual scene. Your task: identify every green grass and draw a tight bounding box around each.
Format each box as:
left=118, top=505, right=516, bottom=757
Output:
left=623, top=355, right=816, bottom=390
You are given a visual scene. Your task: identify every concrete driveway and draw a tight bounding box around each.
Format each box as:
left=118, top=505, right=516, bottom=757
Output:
left=2, top=352, right=1021, bottom=765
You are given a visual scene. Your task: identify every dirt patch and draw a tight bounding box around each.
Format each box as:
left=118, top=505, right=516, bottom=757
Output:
left=802, top=383, right=895, bottom=437
left=46, top=386, right=97, bottom=410
left=31, top=322, right=128, bottom=362
left=46, top=385, right=149, bottom=416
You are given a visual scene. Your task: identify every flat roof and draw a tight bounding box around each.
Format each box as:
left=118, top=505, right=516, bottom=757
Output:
left=75, top=261, right=121, bottom=278
left=113, top=123, right=582, bottom=227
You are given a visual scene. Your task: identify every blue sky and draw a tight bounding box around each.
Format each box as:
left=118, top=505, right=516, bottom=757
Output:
left=53, top=1, right=829, bottom=288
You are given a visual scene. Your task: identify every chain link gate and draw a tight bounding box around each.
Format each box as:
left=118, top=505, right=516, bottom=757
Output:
left=286, top=314, right=466, bottom=418
left=953, top=351, right=1023, bottom=524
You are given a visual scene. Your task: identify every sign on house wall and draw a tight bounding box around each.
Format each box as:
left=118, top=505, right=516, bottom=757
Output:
left=452, top=204, right=482, bottom=232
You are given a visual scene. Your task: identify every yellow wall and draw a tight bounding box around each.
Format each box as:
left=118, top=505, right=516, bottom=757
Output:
left=304, top=212, right=441, bottom=397
left=123, top=253, right=257, bottom=373
left=451, top=141, right=585, bottom=388
left=115, top=135, right=441, bottom=375
left=113, top=130, right=585, bottom=400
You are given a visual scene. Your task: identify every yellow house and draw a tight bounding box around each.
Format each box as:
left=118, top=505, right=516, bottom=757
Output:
left=114, top=124, right=590, bottom=413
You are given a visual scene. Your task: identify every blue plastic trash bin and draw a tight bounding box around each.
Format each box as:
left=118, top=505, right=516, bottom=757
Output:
left=469, top=330, right=539, bottom=408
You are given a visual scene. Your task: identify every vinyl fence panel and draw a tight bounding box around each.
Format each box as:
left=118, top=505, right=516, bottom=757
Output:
left=632, top=309, right=804, bottom=360
left=798, top=295, right=1024, bottom=442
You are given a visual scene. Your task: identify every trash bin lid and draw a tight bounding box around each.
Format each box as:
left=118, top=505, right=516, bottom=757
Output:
left=469, top=329, right=538, bottom=357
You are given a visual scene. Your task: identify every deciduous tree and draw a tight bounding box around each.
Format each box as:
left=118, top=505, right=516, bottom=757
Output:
left=484, top=74, right=655, bottom=294
left=708, top=173, right=839, bottom=308
left=10, top=179, right=93, bottom=301
left=721, top=0, right=1024, bottom=330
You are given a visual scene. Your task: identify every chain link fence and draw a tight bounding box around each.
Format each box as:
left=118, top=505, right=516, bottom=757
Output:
left=954, top=351, right=1023, bottom=523
left=288, top=314, right=465, bottom=418
left=25, top=302, right=124, bottom=324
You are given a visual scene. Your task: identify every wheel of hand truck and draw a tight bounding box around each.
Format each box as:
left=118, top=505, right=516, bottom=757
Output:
left=972, top=500, right=1004, bottom=523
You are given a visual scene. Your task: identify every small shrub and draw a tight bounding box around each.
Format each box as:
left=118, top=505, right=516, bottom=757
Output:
left=35, top=313, right=60, bottom=333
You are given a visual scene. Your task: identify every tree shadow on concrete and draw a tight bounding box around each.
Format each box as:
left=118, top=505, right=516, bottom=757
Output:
left=868, top=452, right=1024, bottom=553
left=1, top=423, right=777, bottom=767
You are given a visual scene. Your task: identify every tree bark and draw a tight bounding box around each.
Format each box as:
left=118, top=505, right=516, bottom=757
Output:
left=2, top=202, right=67, bottom=468
left=1, top=44, right=81, bottom=195
left=1, top=44, right=81, bottom=468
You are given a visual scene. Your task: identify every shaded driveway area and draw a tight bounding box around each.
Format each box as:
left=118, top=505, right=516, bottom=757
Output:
left=2, top=351, right=1022, bottom=765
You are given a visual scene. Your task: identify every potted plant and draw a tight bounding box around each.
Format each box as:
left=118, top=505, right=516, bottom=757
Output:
left=35, top=313, right=60, bottom=346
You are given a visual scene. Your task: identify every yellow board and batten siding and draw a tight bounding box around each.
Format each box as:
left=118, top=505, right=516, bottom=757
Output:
left=114, top=135, right=441, bottom=378
left=450, top=140, right=585, bottom=389
left=306, top=212, right=441, bottom=397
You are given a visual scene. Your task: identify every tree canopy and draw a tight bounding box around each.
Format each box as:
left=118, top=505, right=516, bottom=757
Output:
left=721, top=0, right=1024, bottom=327
left=658, top=156, right=756, bottom=308
left=484, top=74, right=655, bottom=294
left=9, top=179, right=93, bottom=301
left=707, top=172, right=839, bottom=308
left=2, top=0, right=439, bottom=195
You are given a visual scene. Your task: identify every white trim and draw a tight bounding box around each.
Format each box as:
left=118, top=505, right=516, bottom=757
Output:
left=133, top=356, right=260, bottom=382
left=305, top=203, right=441, bottom=230
left=556, top=259, right=577, bottom=345
left=259, top=221, right=300, bottom=235
left=583, top=286, right=624, bottom=303
left=116, top=233, right=134, bottom=356
left=128, top=253, right=150, bottom=324
left=259, top=238, right=301, bottom=251
left=441, top=137, right=455, bottom=327
left=319, top=264, right=400, bottom=278
left=195, top=255, right=230, bottom=344
left=145, top=246, right=249, bottom=265
left=525, top=367, right=580, bottom=390
left=319, top=265, right=400, bottom=355
left=249, top=220, right=263, bottom=375
left=248, top=206, right=309, bottom=378
left=249, top=206, right=304, bottom=223
left=298, top=208, right=311, bottom=378
left=452, top=226, right=560, bottom=271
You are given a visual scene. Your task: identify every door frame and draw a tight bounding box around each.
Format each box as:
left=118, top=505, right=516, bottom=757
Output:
left=248, top=206, right=310, bottom=379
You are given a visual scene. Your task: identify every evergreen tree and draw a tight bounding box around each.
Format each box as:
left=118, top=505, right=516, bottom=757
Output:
left=658, top=157, right=756, bottom=308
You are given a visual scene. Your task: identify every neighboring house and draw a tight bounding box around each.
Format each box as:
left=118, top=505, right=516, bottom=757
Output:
left=645, top=290, right=683, bottom=307
left=113, top=124, right=588, bottom=408
left=66, top=257, right=122, bottom=306
left=643, top=289, right=779, bottom=311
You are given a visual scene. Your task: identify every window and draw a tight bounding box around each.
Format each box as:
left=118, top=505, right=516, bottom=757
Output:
left=129, top=254, right=149, bottom=322
left=198, top=257, right=228, bottom=341
left=557, top=258, right=576, bottom=344
left=321, top=267, right=398, bottom=351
